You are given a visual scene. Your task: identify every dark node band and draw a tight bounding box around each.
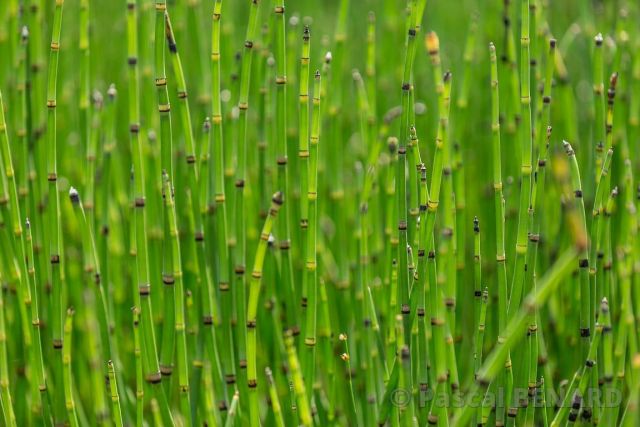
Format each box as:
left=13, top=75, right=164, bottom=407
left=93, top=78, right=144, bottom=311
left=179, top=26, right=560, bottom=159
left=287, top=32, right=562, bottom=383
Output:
left=146, top=373, right=162, bottom=384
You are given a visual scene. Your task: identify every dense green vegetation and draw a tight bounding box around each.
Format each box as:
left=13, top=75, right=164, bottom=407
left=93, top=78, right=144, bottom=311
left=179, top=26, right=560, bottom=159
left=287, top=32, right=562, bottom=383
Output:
left=0, top=0, right=639, bottom=425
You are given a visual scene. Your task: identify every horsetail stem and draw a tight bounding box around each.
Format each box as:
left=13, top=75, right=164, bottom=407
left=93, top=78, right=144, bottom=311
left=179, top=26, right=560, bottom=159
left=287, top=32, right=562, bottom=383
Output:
left=44, top=0, right=65, bottom=421
left=62, top=308, right=79, bottom=427
left=286, top=330, right=312, bottom=426
left=107, top=360, right=124, bottom=427
left=79, top=0, right=92, bottom=226
left=427, top=27, right=460, bottom=398
left=522, top=37, right=557, bottom=426
left=132, top=308, right=143, bottom=427
left=303, top=70, right=321, bottom=405
left=154, top=0, right=176, bottom=380
left=396, top=3, right=421, bottom=347
left=273, top=0, right=298, bottom=335
left=211, top=0, right=236, bottom=394
left=246, top=191, right=283, bottom=426
left=489, top=41, right=511, bottom=425
left=162, top=171, right=192, bottom=426
left=593, top=33, right=605, bottom=184
left=472, top=217, right=485, bottom=381
left=16, top=26, right=29, bottom=218
left=563, top=141, right=591, bottom=351
left=68, top=187, right=114, bottom=386
left=234, top=0, right=262, bottom=379
left=224, top=391, right=240, bottom=427
left=266, top=367, right=285, bottom=427
left=125, top=0, right=172, bottom=423
left=298, top=27, right=311, bottom=321
left=507, top=0, right=533, bottom=330
left=24, top=218, right=51, bottom=424
left=166, top=7, right=224, bottom=407
left=0, top=266, right=16, bottom=427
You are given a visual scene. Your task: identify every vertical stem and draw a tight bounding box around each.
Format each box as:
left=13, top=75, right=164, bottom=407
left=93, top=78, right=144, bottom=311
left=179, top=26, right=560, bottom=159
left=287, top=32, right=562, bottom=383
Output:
left=62, top=308, right=79, bottom=427
left=246, top=192, right=283, bottom=426
left=490, top=41, right=511, bottom=425
left=211, top=0, right=236, bottom=399
left=234, top=0, right=262, bottom=383
left=273, top=0, right=298, bottom=334
left=162, top=171, right=192, bottom=426
left=44, top=0, right=65, bottom=421
left=125, top=1, right=172, bottom=423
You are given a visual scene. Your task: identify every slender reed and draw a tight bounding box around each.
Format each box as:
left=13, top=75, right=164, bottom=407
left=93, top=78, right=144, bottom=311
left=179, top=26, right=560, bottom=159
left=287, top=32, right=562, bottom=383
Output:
left=62, top=308, right=78, bottom=427
left=234, top=0, right=262, bottom=380
left=125, top=1, right=172, bottom=423
left=44, top=0, right=65, bottom=421
left=211, top=0, right=236, bottom=396
left=298, top=27, right=311, bottom=323
left=302, top=69, right=322, bottom=405
left=246, top=192, right=283, bottom=426
left=162, top=171, right=192, bottom=425
left=489, top=41, right=512, bottom=425
left=107, top=360, right=124, bottom=427
left=273, top=0, right=298, bottom=334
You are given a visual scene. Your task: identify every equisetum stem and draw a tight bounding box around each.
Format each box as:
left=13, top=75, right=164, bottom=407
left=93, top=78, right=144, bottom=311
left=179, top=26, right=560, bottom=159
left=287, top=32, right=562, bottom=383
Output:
left=62, top=308, right=79, bottom=427
left=507, top=0, right=533, bottom=332
left=593, top=34, right=605, bottom=185
left=44, top=0, right=65, bottom=421
left=125, top=1, right=172, bottom=423
left=167, top=8, right=225, bottom=405
left=79, top=0, right=92, bottom=228
left=303, top=70, right=321, bottom=407
left=155, top=0, right=176, bottom=381
left=246, top=192, right=283, bottom=426
left=24, top=218, right=51, bottom=425
left=0, top=267, right=16, bottom=427
left=132, top=308, right=143, bottom=427
left=162, top=171, right=192, bottom=426
left=563, top=140, right=591, bottom=361
left=298, top=27, right=311, bottom=323
left=107, top=360, right=124, bottom=427
left=69, top=187, right=114, bottom=389
left=211, top=0, right=236, bottom=396
left=234, top=0, right=262, bottom=381
left=523, top=37, right=556, bottom=427
left=266, top=367, right=285, bottom=427
left=489, top=42, right=511, bottom=425
left=286, top=330, right=312, bottom=426
left=273, top=0, right=298, bottom=334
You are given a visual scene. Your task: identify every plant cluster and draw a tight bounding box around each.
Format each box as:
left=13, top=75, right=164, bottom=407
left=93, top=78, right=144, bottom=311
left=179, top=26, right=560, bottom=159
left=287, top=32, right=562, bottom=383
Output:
left=0, top=0, right=638, bottom=426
